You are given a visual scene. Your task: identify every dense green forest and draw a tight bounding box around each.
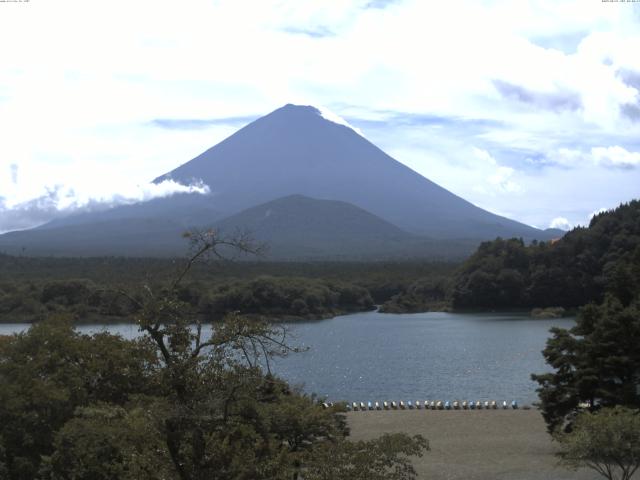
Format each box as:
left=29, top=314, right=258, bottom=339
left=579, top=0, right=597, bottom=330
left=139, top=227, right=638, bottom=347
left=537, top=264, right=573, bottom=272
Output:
left=0, top=255, right=456, bottom=323
left=451, top=200, right=640, bottom=309
left=383, top=200, right=640, bottom=313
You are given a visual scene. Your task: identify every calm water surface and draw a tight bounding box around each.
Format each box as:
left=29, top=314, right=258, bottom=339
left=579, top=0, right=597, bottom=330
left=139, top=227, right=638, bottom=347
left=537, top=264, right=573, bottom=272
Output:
left=0, top=311, right=573, bottom=404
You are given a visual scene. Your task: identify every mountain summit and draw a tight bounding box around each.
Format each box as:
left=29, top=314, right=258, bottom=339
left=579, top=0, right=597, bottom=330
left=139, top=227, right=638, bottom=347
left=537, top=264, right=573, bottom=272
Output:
left=0, top=104, right=561, bottom=258
left=154, top=104, right=551, bottom=240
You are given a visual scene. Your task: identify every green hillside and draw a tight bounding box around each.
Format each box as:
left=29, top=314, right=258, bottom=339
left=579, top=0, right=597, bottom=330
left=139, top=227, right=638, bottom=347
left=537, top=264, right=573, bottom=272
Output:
left=213, top=195, right=477, bottom=260
left=451, top=200, right=640, bottom=309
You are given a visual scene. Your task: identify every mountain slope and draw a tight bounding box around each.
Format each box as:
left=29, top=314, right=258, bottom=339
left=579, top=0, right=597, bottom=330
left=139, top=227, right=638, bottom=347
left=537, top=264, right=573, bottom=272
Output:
left=36, top=193, right=224, bottom=231
left=0, top=103, right=562, bottom=258
left=0, top=195, right=478, bottom=259
left=155, top=104, right=556, bottom=240
left=0, top=218, right=191, bottom=257
left=212, top=194, right=451, bottom=259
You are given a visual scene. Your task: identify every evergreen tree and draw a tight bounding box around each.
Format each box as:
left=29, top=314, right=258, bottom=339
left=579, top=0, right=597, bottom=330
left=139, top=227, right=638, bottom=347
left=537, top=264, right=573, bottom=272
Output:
left=532, top=296, right=640, bottom=432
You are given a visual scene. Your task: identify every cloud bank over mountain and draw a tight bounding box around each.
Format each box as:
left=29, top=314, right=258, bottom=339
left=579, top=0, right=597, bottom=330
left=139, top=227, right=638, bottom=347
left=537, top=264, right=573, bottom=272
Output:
left=0, top=170, right=209, bottom=233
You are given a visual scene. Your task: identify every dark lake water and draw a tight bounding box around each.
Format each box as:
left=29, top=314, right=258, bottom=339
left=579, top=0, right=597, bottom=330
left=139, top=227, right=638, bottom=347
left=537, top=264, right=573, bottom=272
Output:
left=0, top=311, right=573, bottom=405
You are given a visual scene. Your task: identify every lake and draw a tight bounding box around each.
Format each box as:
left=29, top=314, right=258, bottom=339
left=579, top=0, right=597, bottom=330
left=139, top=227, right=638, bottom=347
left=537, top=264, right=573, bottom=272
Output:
left=0, top=310, right=573, bottom=405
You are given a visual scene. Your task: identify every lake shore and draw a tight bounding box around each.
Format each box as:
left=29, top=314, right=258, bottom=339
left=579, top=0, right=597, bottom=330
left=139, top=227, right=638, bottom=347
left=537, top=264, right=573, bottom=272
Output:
left=0, top=307, right=374, bottom=325
left=346, top=409, right=600, bottom=480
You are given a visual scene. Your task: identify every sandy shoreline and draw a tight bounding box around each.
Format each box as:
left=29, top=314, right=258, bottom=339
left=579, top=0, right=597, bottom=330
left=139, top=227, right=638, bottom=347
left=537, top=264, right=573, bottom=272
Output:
left=347, top=409, right=600, bottom=480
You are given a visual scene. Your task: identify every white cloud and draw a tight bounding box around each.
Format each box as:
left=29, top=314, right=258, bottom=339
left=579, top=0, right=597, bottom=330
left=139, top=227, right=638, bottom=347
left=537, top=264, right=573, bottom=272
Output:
left=0, top=177, right=209, bottom=233
left=591, top=146, right=640, bottom=168
left=544, top=148, right=585, bottom=168
left=472, top=147, right=497, bottom=166
left=470, top=148, right=524, bottom=195
left=488, top=166, right=524, bottom=194
left=543, top=208, right=609, bottom=234
left=549, top=217, right=572, bottom=231
left=9, top=164, right=18, bottom=184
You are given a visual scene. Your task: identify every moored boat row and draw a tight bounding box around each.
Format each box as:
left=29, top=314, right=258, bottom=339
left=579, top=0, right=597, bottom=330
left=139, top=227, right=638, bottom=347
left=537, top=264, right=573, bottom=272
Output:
left=337, top=399, right=520, bottom=411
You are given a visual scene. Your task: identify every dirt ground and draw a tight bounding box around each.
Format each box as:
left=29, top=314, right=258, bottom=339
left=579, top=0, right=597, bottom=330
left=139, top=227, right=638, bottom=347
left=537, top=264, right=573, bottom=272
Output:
left=346, top=409, right=601, bottom=480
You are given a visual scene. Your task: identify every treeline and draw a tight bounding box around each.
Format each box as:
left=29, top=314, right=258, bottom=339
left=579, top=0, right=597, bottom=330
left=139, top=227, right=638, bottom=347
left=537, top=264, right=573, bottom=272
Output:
left=0, top=279, right=137, bottom=322
left=379, top=276, right=449, bottom=313
left=0, top=276, right=374, bottom=323
left=0, top=256, right=457, bottom=322
left=451, top=200, right=640, bottom=309
left=197, top=276, right=374, bottom=319
left=382, top=200, right=640, bottom=312
left=0, top=255, right=455, bottom=291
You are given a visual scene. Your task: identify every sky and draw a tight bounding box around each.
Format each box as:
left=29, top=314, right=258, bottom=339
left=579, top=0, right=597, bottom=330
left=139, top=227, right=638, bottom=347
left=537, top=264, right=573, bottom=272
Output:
left=1, top=0, right=640, bottom=233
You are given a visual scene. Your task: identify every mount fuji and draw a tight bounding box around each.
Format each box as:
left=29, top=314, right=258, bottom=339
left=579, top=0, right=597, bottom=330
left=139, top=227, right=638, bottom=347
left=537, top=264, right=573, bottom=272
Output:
left=0, top=104, right=561, bottom=259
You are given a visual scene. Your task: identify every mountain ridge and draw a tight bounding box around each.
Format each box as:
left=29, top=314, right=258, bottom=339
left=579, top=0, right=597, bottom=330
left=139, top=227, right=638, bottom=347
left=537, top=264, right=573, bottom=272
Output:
left=153, top=104, right=558, bottom=240
left=0, top=103, right=563, bottom=259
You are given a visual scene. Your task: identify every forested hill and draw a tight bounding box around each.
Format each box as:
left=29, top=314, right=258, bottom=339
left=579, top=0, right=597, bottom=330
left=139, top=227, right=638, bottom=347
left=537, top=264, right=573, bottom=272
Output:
left=450, top=200, right=640, bottom=309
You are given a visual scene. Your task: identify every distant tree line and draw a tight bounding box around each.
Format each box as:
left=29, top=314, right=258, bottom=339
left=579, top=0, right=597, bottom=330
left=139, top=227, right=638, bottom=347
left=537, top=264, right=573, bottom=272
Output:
left=382, top=200, right=640, bottom=313
left=0, top=276, right=375, bottom=323
left=0, top=255, right=456, bottom=323
left=0, top=254, right=455, bottom=291
left=198, top=276, right=374, bottom=319
left=379, top=277, right=449, bottom=313
left=0, top=279, right=138, bottom=322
